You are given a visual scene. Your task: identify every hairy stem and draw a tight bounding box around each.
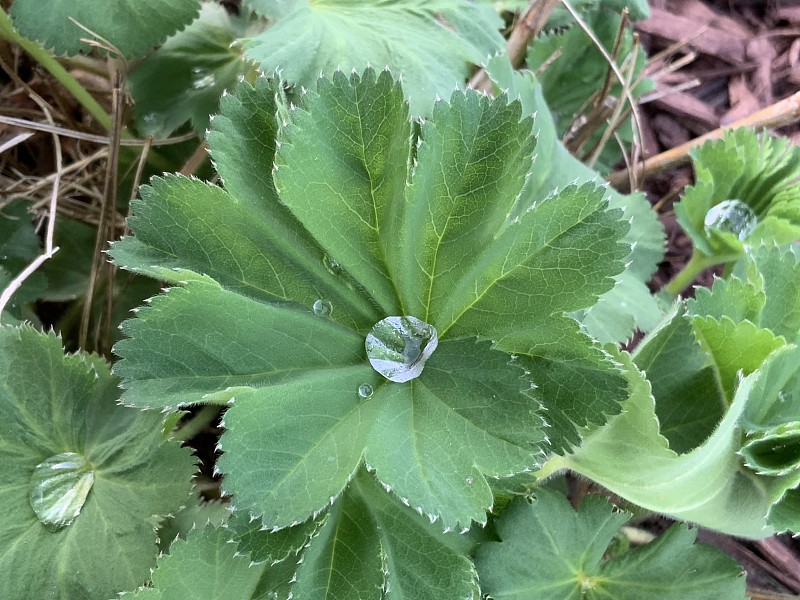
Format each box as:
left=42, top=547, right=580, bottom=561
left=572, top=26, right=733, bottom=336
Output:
left=664, top=251, right=716, bottom=298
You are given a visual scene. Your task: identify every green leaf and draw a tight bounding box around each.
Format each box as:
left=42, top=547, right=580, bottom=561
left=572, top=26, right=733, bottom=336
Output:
left=292, top=470, right=480, bottom=600
left=9, top=0, right=199, bottom=57
left=241, top=0, right=504, bottom=115
left=0, top=326, right=194, bottom=599
left=125, top=520, right=297, bottom=599
left=114, top=277, right=367, bottom=409
left=687, top=275, right=765, bottom=324
left=690, top=316, right=785, bottom=401
left=0, top=199, right=47, bottom=310
left=476, top=489, right=746, bottom=600
left=218, top=335, right=540, bottom=530
left=274, top=69, right=412, bottom=315
left=633, top=304, right=725, bottom=453
left=540, top=342, right=795, bottom=538
left=39, top=217, right=94, bottom=302
left=743, top=244, right=800, bottom=341
left=129, top=2, right=252, bottom=138
left=484, top=55, right=665, bottom=344
left=115, top=69, right=626, bottom=532
left=675, top=129, right=800, bottom=262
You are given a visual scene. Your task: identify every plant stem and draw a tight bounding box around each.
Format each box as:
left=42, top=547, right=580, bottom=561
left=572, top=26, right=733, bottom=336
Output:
left=664, top=251, right=716, bottom=298
left=0, top=7, right=113, bottom=131
left=173, top=404, right=222, bottom=442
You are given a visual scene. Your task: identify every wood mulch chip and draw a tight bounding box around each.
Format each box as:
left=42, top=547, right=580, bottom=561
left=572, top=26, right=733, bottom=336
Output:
left=632, top=1, right=800, bottom=595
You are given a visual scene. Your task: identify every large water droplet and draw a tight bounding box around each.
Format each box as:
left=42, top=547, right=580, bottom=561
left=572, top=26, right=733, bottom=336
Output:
left=365, top=316, right=438, bottom=383
left=313, top=299, right=332, bottom=316
left=703, top=199, right=757, bottom=241
left=29, top=452, right=94, bottom=531
left=358, top=384, right=373, bottom=399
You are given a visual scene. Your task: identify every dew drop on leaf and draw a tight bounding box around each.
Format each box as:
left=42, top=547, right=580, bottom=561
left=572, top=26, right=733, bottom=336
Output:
left=703, top=199, right=757, bottom=241
left=322, top=254, right=342, bottom=276
left=465, top=476, right=474, bottom=485
left=190, top=67, right=216, bottom=90
left=358, top=384, right=374, bottom=398
left=29, top=452, right=94, bottom=532
left=365, top=316, right=438, bottom=383
left=312, top=299, right=333, bottom=316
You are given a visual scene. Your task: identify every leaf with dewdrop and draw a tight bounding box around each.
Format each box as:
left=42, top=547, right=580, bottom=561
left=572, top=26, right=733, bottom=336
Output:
left=675, top=128, right=800, bottom=263
left=0, top=326, right=193, bottom=600
left=113, top=69, right=628, bottom=540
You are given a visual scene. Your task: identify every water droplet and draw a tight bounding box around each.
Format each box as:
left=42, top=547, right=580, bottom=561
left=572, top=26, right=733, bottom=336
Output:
left=191, top=67, right=216, bottom=90
left=29, top=452, right=93, bottom=531
left=365, top=316, right=438, bottom=383
left=313, top=299, right=332, bottom=316
left=323, top=254, right=342, bottom=275
left=465, top=476, right=474, bottom=485
left=358, top=384, right=373, bottom=398
left=703, top=199, right=757, bottom=241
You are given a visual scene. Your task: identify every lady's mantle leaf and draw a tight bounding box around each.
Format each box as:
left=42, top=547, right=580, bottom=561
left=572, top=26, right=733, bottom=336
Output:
left=291, top=470, right=479, bottom=600
left=484, top=55, right=665, bottom=346
left=113, top=69, right=627, bottom=530
left=241, top=0, right=503, bottom=115
left=9, top=0, right=199, bottom=57
left=475, top=489, right=747, bottom=600
left=129, top=2, right=252, bottom=138
left=675, top=129, right=800, bottom=262
left=541, top=317, right=798, bottom=537
left=121, top=519, right=297, bottom=599
left=0, top=326, right=193, bottom=600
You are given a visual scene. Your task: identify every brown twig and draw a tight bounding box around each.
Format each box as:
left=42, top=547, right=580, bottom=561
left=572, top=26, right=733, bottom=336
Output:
left=468, top=0, right=561, bottom=93
left=180, top=140, right=210, bottom=177
left=608, top=90, right=800, bottom=191
left=79, top=68, right=124, bottom=352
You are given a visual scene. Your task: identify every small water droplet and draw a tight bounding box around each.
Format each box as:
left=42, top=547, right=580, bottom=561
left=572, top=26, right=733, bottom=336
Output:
left=365, top=316, right=438, bottom=383
left=323, top=254, right=342, bottom=275
left=703, top=199, right=757, bottom=241
left=778, top=391, right=788, bottom=403
left=358, top=384, right=373, bottom=398
left=191, top=67, right=216, bottom=90
left=313, top=299, right=332, bottom=316
left=29, top=452, right=93, bottom=531
left=327, top=456, right=335, bottom=462
left=465, top=476, right=474, bottom=485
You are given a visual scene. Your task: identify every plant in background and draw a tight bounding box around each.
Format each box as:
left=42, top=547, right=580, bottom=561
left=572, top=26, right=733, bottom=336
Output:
left=667, top=128, right=800, bottom=296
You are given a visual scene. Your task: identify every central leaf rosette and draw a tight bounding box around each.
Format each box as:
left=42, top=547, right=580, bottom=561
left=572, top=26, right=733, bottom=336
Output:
left=112, top=69, right=629, bottom=531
